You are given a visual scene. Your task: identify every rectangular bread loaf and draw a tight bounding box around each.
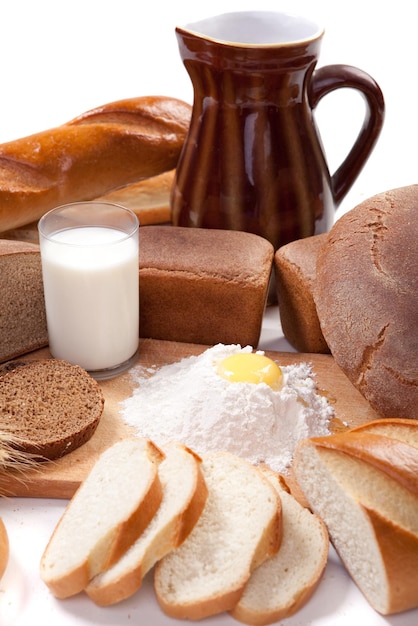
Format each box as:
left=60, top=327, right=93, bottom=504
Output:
left=0, top=239, right=48, bottom=362
left=138, top=226, right=274, bottom=348
left=1, top=226, right=274, bottom=363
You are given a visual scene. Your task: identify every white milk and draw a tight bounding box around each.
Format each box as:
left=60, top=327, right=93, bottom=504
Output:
left=40, top=226, right=139, bottom=372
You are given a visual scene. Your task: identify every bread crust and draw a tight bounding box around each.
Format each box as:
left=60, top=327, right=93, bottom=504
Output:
left=363, top=505, right=418, bottom=614
left=0, top=96, right=191, bottom=232
left=0, top=517, right=9, bottom=580
left=274, top=234, right=329, bottom=353
left=311, top=431, right=418, bottom=495
left=315, top=186, right=418, bottom=418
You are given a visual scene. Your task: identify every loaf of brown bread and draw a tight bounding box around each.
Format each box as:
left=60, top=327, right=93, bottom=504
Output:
left=0, top=96, right=191, bottom=233
left=315, top=186, right=418, bottom=418
left=1, top=226, right=274, bottom=361
left=0, top=359, right=104, bottom=460
left=139, top=226, right=274, bottom=347
left=274, top=234, right=329, bottom=353
left=0, top=239, right=47, bottom=362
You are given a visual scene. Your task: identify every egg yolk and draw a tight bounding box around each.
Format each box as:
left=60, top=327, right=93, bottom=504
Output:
left=216, top=353, right=283, bottom=390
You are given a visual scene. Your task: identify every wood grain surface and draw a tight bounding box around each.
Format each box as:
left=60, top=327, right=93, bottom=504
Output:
left=0, top=338, right=381, bottom=499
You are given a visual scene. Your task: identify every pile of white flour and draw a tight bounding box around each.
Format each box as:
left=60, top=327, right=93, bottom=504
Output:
left=121, top=344, right=334, bottom=473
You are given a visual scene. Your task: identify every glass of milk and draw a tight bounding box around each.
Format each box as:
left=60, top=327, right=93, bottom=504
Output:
left=38, top=202, right=139, bottom=379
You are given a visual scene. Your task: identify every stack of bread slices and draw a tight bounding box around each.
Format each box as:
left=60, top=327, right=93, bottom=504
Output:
left=40, top=438, right=329, bottom=624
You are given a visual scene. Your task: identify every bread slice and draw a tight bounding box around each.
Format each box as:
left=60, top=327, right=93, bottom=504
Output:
left=0, top=359, right=104, bottom=461
left=231, top=469, right=328, bottom=625
left=154, top=451, right=282, bottom=620
left=0, top=239, right=47, bottom=363
left=40, top=438, right=164, bottom=598
left=0, top=517, right=8, bottom=580
left=293, top=423, right=418, bottom=615
left=85, top=441, right=208, bottom=606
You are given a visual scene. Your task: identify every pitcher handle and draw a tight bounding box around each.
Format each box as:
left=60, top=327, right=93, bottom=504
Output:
left=309, top=64, right=385, bottom=207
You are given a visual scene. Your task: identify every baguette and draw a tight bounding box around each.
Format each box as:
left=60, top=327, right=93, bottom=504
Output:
left=154, top=451, right=282, bottom=620
left=95, top=169, right=174, bottom=225
left=0, top=169, right=175, bottom=244
left=85, top=441, right=208, bottom=606
left=0, top=517, right=8, bottom=580
left=293, top=419, right=418, bottom=615
left=40, top=438, right=164, bottom=598
left=231, top=469, right=328, bottom=625
left=0, top=95, right=191, bottom=232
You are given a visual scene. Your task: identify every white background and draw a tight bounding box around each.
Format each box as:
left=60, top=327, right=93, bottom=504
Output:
left=1, top=1, right=417, bottom=625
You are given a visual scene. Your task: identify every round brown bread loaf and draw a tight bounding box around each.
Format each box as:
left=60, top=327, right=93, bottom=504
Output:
left=0, top=359, right=104, bottom=460
left=314, top=186, right=418, bottom=418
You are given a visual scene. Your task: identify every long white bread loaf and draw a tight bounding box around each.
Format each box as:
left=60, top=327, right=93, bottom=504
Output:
left=85, top=441, right=208, bottom=606
left=293, top=419, right=418, bottom=615
left=231, top=469, right=328, bottom=625
left=0, top=95, right=191, bottom=233
left=40, top=438, right=164, bottom=598
left=0, top=169, right=175, bottom=244
left=154, top=451, right=282, bottom=620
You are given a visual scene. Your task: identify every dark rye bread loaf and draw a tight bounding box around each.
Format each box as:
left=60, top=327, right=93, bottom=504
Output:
left=0, top=359, right=104, bottom=460
left=0, top=239, right=48, bottom=363
left=314, top=186, right=418, bottom=419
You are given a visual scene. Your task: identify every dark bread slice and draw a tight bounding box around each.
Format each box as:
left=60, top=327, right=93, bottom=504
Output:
left=314, top=185, right=418, bottom=418
left=0, top=359, right=104, bottom=460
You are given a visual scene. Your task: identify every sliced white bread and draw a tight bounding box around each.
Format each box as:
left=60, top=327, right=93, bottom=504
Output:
left=154, top=451, right=282, bottom=620
left=293, top=420, right=418, bottom=615
left=40, top=438, right=164, bottom=598
left=231, top=469, right=328, bottom=625
left=85, top=441, right=208, bottom=606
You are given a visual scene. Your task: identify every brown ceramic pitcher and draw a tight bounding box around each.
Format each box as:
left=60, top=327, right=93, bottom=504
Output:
left=171, top=11, right=385, bottom=250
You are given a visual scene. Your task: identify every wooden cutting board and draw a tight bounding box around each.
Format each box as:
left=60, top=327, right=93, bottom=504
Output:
left=0, top=338, right=381, bottom=499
